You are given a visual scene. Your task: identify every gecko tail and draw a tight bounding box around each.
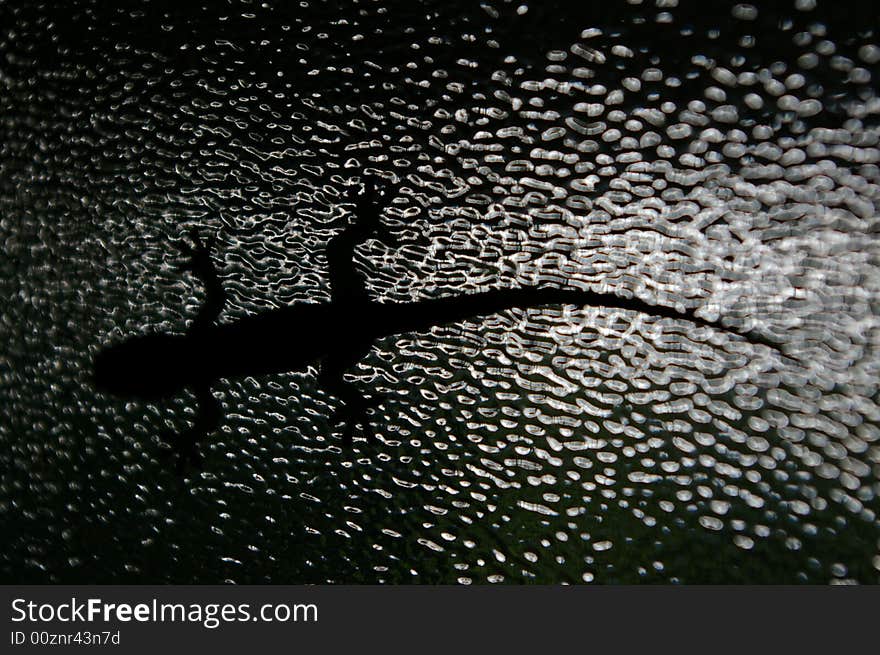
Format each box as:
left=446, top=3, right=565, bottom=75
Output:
left=374, top=286, right=782, bottom=353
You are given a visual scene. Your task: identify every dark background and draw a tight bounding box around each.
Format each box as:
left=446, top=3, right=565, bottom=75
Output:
left=1, top=0, right=879, bottom=583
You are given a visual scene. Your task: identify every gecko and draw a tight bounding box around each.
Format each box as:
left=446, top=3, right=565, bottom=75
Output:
left=93, top=178, right=779, bottom=468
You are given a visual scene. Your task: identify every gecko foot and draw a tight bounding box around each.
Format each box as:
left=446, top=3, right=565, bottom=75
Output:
left=158, top=431, right=204, bottom=473
left=174, top=228, right=215, bottom=274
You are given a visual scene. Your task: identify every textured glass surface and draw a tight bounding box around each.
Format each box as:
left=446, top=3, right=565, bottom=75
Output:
left=1, top=0, right=879, bottom=583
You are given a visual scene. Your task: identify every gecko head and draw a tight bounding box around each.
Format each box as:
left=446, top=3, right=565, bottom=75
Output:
left=93, top=333, right=192, bottom=398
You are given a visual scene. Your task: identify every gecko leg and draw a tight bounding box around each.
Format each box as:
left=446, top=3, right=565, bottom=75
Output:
left=161, top=386, right=221, bottom=472
left=318, top=351, right=382, bottom=444
left=175, top=228, right=227, bottom=332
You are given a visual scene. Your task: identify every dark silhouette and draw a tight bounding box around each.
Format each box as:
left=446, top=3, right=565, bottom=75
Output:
left=94, top=178, right=780, bottom=468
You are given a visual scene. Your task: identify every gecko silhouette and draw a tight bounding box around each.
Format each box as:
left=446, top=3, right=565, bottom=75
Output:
left=93, top=178, right=779, bottom=468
